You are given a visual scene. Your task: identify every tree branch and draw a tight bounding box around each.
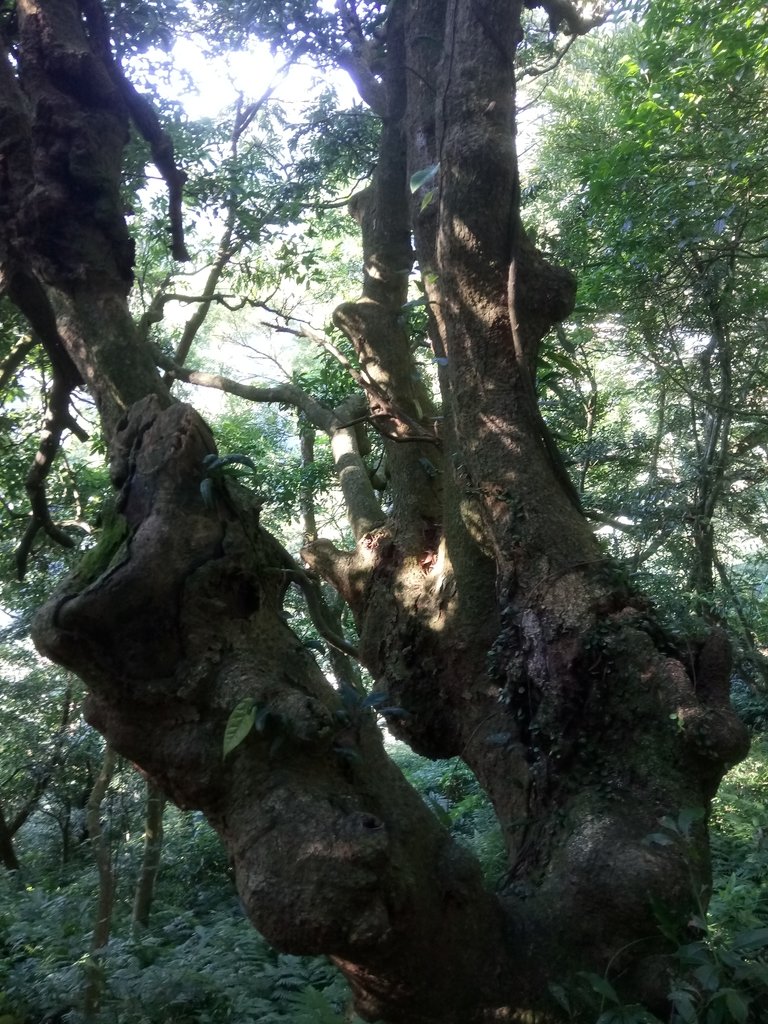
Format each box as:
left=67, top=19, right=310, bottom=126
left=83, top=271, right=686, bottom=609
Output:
left=266, top=315, right=441, bottom=445
left=524, top=0, right=606, bottom=36
left=156, top=353, right=336, bottom=433
left=16, top=369, right=83, bottom=579
left=334, top=0, right=388, bottom=114
left=0, top=334, right=37, bottom=393
left=520, top=33, right=578, bottom=78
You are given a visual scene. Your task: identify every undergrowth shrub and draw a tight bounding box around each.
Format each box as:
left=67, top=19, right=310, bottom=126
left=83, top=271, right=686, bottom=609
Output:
left=0, top=741, right=764, bottom=1023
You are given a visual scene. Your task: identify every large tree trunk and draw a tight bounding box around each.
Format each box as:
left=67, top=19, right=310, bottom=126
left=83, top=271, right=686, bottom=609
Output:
left=1, top=2, right=749, bottom=1022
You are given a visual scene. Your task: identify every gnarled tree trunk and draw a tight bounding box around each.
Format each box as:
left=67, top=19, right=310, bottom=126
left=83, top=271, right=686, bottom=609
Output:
left=0, top=1, right=749, bottom=1022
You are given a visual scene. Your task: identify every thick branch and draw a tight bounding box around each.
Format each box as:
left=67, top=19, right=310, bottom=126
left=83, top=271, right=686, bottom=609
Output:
left=160, top=351, right=385, bottom=538
left=158, top=356, right=335, bottom=433
left=79, top=0, right=189, bottom=261
left=269, top=316, right=439, bottom=445
left=329, top=396, right=385, bottom=539
left=335, top=0, right=388, bottom=114
left=32, top=398, right=509, bottom=1024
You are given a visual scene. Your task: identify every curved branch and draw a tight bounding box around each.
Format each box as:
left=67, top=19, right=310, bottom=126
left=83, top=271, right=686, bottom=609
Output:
left=269, top=315, right=441, bottom=445
left=157, top=355, right=335, bottom=432
left=264, top=538, right=359, bottom=659
left=335, top=0, right=388, bottom=114
left=520, top=33, right=578, bottom=78
left=16, top=370, right=82, bottom=579
left=156, top=348, right=386, bottom=536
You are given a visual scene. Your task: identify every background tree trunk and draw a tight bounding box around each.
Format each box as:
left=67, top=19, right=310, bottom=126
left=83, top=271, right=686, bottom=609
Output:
left=83, top=743, right=117, bottom=1018
left=131, top=780, right=166, bottom=935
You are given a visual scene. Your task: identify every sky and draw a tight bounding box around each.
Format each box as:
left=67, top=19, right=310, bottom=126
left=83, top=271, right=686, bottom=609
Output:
left=129, top=31, right=363, bottom=413
left=164, top=33, right=359, bottom=121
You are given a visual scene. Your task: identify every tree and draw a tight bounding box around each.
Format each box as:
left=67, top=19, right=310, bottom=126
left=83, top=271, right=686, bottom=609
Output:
left=0, top=1, right=751, bottom=1021
left=527, top=0, right=768, bottom=684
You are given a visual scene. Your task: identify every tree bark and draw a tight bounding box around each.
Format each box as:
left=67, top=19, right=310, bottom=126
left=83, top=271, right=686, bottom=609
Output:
left=0, top=2, right=751, bottom=1022
left=0, top=799, right=21, bottom=872
left=84, top=743, right=117, bottom=1018
left=131, top=780, right=166, bottom=934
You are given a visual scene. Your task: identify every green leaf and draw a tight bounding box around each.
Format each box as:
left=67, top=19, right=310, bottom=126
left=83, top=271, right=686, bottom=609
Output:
left=223, top=699, right=256, bottom=758
left=546, top=350, right=585, bottom=377
left=578, top=972, right=619, bottom=1004
left=410, top=163, right=440, bottom=193
left=692, top=961, right=720, bottom=992
left=420, top=187, right=436, bottom=211
left=548, top=982, right=571, bottom=1013
left=712, top=988, right=750, bottom=1024
left=668, top=988, right=697, bottom=1024
left=730, top=926, right=768, bottom=952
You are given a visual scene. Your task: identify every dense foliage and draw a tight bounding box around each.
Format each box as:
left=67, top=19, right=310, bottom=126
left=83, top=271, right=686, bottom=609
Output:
left=527, top=0, right=768, bottom=683
left=0, top=731, right=765, bottom=1023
